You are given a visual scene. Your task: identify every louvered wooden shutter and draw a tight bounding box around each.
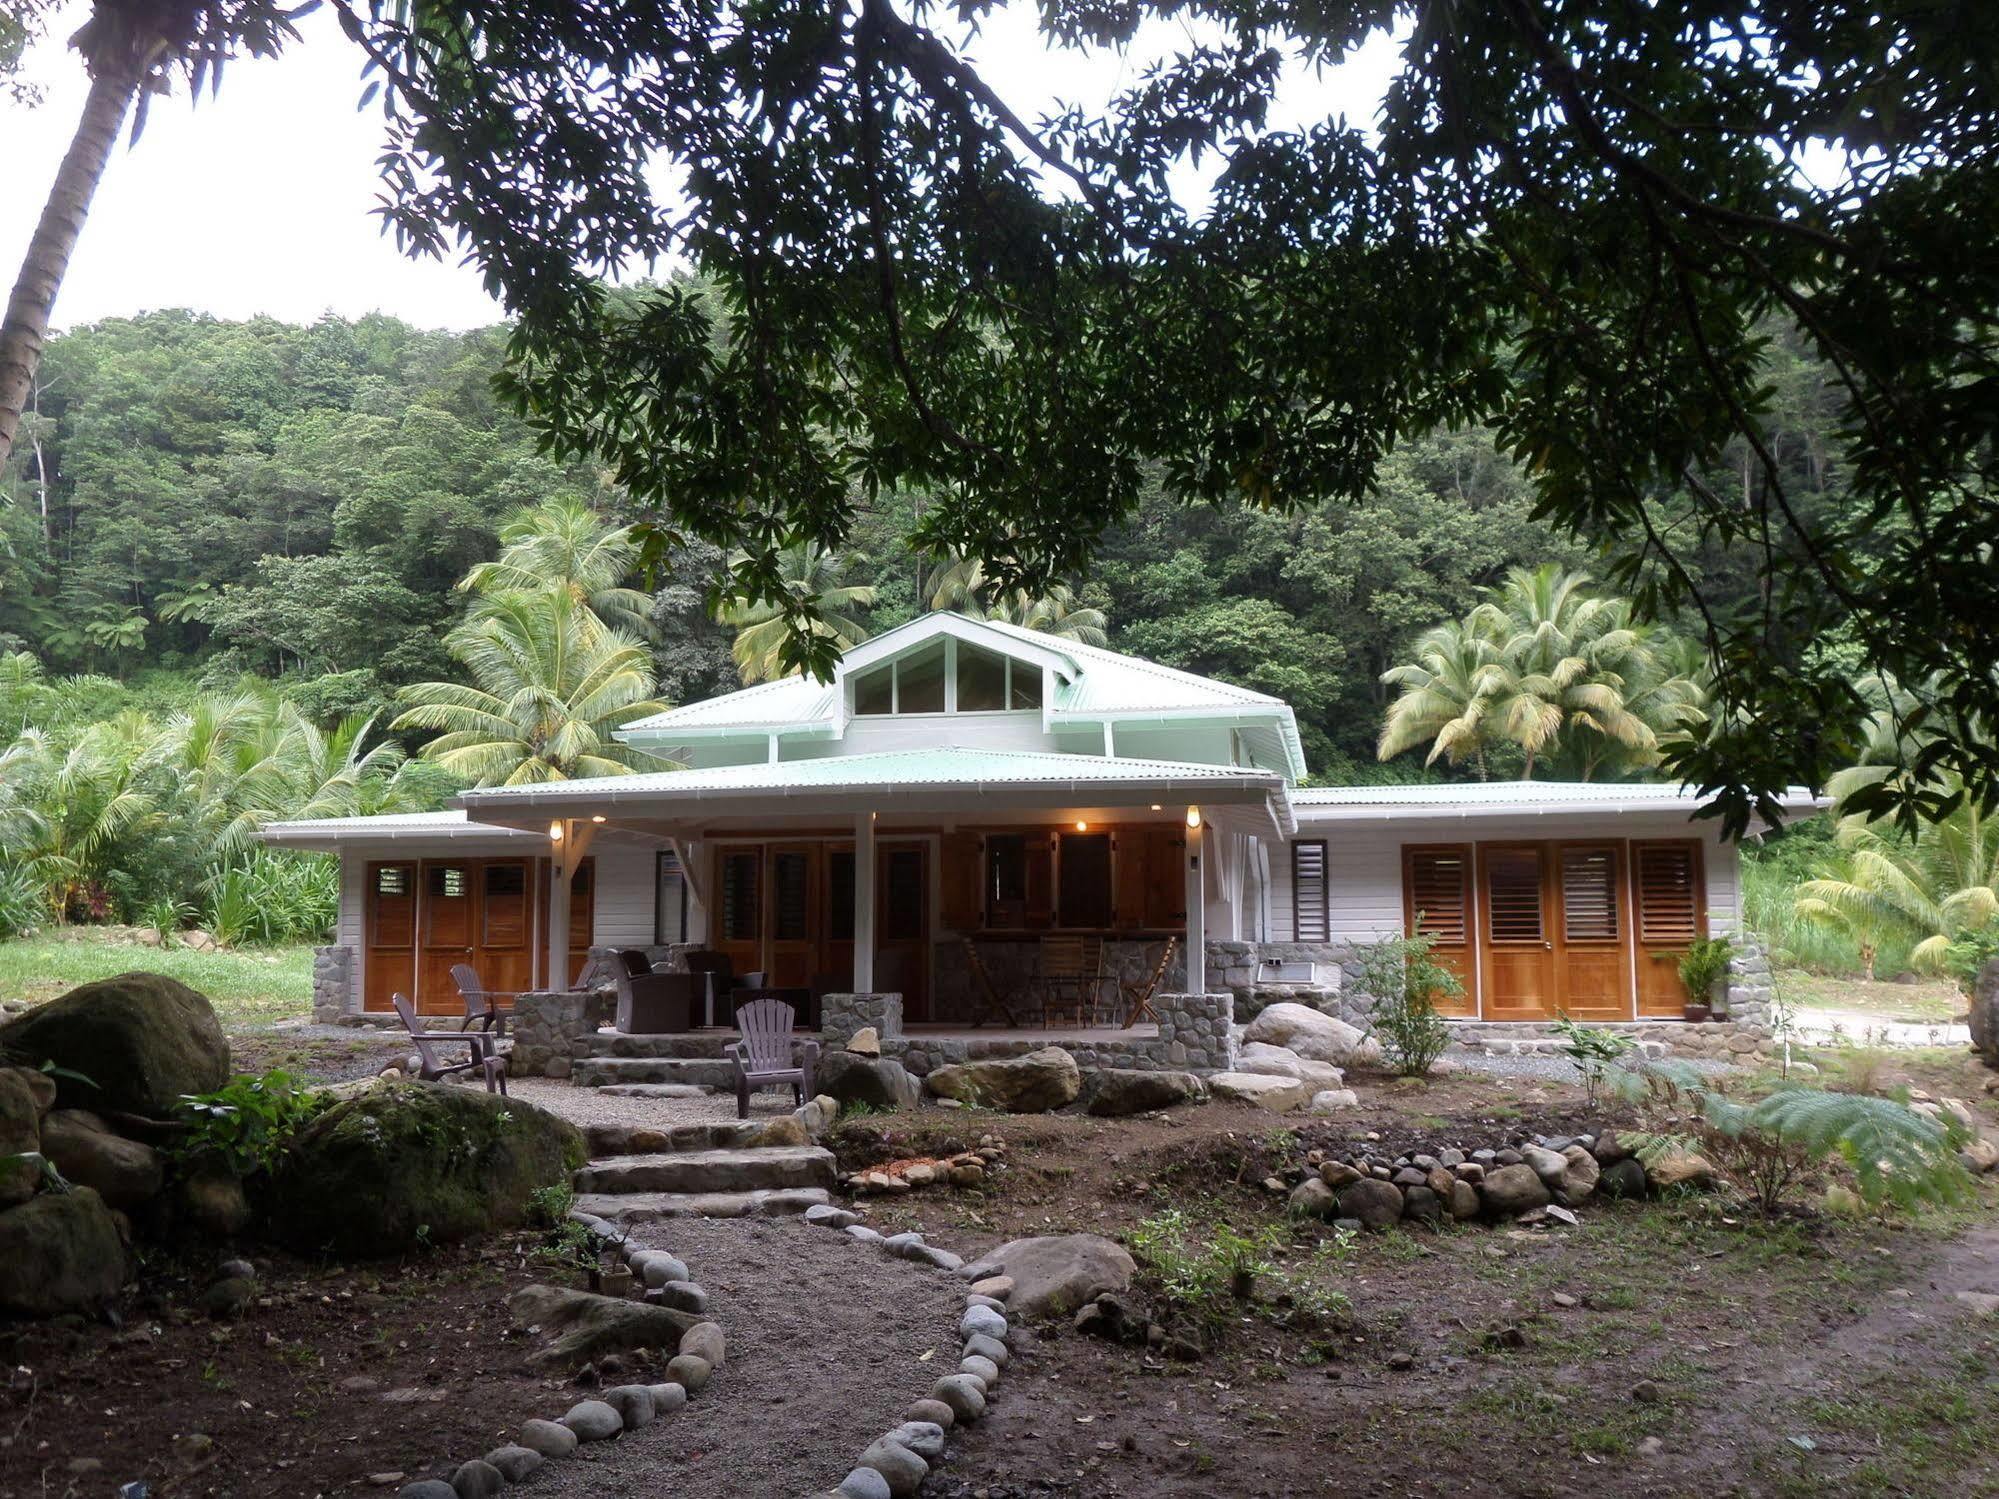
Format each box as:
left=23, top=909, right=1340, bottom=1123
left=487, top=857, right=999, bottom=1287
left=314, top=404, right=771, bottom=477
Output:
left=1405, top=847, right=1469, bottom=947
left=1560, top=846, right=1619, bottom=942
left=1143, top=827, right=1186, bottom=927
left=1635, top=842, right=1701, bottom=944
left=1484, top=847, right=1544, bottom=943
left=939, top=832, right=984, bottom=932
left=1292, top=841, right=1329, bottom=942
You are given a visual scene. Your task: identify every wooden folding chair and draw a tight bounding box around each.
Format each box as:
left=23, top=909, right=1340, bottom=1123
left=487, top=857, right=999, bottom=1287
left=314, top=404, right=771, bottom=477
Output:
left=1121, top=936, right=1179, bottom=1027
left=393, top=993, right=507, bottom=1094
left=960, top=937, right=1020, bottom=1027
left=1038, top=935, right=1106, bottom=1027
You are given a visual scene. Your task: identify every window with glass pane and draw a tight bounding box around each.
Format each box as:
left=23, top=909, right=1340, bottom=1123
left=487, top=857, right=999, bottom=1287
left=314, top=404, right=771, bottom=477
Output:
left=828, top=851, right=856, bottom=940
left=1009, top=664, right=1042, bottom=709
left=896, top=641, right=947, bottom=712
left=655, top=851, right=688, bottom=944
left=986, top=834, right=1027, bottom=925
left=1058, top=834, right=1113, bottom=927
left=773, top=851, right=811, bottom=940
left=957, top=644, right=1008, bottom=711
left=854, top=665, right=893, bottom=715
left=721, top=851, right=760, bottom=940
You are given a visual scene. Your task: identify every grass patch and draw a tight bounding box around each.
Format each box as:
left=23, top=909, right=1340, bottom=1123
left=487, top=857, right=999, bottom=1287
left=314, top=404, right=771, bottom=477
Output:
left=0, top=933, right=312, bottom=1026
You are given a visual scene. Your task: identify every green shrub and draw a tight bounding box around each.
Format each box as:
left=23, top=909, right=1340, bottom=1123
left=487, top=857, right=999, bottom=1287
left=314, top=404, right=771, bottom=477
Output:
left=1353, top=930, right=1458, bottom=1076
left=1128, top=1209, right=1352, bottom=1341
left=171, top=1068, right=331, bottom=1178
left=1943, top=922, right=1999, bottom=994
left=1676, top=934, right=1736, bottom=1008
left=0, top=865, right=41, bottom=940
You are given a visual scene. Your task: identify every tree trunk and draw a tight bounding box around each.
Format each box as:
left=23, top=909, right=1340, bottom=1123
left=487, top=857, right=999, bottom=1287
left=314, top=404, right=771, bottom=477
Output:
left=0, top=63, right=142, bottom=465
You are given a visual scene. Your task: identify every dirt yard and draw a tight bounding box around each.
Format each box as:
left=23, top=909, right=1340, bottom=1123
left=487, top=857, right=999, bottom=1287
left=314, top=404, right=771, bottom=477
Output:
left=826, top=1051, right=1999, bottom=1499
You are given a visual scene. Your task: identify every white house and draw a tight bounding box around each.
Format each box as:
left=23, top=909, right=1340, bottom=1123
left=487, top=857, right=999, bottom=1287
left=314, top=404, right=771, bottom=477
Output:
left=261, top=612, right=1819, bottom=1029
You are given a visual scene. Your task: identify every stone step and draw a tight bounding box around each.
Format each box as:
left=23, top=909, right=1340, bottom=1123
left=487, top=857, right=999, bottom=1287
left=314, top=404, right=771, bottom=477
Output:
left=574, top=1187, right=830, bottom=1223
left=572, top=1145, right=838, bottom=1196
left=577, top=1033, right=739, bottom=1060
left=583, top=1120, right=771, bottom=1157
left=594, top=1083, right=715, bottom=1099
left=572, top=1056, right=740, bottom=1089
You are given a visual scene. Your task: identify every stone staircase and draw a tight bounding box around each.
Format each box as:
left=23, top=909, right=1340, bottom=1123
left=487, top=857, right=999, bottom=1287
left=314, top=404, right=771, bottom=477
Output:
left=570, top=1118, right=838, bottom=1224
left=569, top=1032, right=740, bottom=1090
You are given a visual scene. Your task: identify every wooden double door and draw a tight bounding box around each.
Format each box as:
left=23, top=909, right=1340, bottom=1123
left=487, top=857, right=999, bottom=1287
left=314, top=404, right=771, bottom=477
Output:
left=365, top=855, right=594, bottom=1014
left=712, top=840, right=930, bottom=1019
left=1404, top=839, right=1704, bottom=1021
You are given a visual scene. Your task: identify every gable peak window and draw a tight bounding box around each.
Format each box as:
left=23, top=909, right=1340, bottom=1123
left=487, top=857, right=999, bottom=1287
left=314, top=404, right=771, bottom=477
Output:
left=850, top=635, right=1045, bottom=716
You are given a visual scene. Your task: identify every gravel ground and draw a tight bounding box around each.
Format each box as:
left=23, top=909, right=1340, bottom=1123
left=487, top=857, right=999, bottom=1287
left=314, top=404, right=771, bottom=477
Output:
left=1442, top=1048, right=1740, bottom=1082
left=502, top=1076, right=788, bottom=1131
left=530, top=1216, right=966, bottom=1498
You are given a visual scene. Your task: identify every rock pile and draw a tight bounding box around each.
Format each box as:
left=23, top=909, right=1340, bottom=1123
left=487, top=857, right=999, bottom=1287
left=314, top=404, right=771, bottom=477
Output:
left=1281, top=1128, right=1707, bottom=1230
left=844, top=1137, right=1007, bottom=1196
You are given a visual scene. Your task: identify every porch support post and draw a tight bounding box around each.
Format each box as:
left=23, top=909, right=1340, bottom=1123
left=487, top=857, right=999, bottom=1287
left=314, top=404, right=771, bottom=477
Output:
left=547, top=818, right=597, bottom=989
left=853, top=810, right=877, bottom=991
left=1185, top=814, right=1206, bottom=996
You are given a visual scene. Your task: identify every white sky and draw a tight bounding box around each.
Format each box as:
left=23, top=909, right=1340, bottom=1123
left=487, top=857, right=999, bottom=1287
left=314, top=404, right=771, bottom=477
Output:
left=1, top=3, right=1402, bottom=334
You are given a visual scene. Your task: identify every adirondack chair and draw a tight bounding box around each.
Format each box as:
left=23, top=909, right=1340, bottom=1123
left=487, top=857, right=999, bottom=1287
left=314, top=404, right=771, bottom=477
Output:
left=393, top=992, right=507, bottom=1094
left=724, top=997, right=818, bottom=1119
left=959, top=937, right=1019, bottom=1027
left=451, top=963, right=516, bottom=1037
left=1120, top=935, right=1179, bottom=1028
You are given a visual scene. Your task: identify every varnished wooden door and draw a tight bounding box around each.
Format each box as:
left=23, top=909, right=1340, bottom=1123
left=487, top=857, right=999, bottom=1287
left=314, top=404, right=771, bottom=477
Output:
left=363, top=861, right=416, bottom=1013
left=417, top=860, right=476, bottom=1014
left=1478, top=844, right=1555, bottom=1020
left=767, top=843, right=819, bottom=988
left=876, top=841, right=930, bottom=1021
left=1634, top=840, right=1705, bottom=1016
left=713, top=846, right=765, bottom=984
left=1553, top=843, right=1632, bottom=1020
left=477, top=859, right=537, bottom=998
left=1403, top=846, right=1477, bottom=1016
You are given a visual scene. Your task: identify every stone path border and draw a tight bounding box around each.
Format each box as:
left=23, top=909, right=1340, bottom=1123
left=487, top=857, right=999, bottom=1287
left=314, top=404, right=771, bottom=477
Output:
left=795, top=1204, right=1009, bottom=1499
left=392, top=1214, right=725, bottom=1499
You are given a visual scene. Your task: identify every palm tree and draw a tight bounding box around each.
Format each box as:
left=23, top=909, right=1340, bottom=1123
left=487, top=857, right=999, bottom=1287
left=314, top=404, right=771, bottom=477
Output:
left=0, top=0, right=300, bottom=462
left=0, top=720, right=157, bottom=922
left=1795, top=803, right=1999, bottom=978
left=927, top=556, right=1109, bottom=646
left=1379, top=565, right=1708, bottom=780
left=461, top=498, right=657, bottom=639
left=1377, top=619, right=1505, bottom=779
left=718, top=545, right=875, bottom=685
left=393, top=590, right=677, bottom=784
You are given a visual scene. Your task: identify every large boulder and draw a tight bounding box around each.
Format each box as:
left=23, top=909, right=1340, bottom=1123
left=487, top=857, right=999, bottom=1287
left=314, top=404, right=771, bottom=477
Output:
left=1084, top=1069, right=1205, bottom=1117
left=960, top=1234, right=1135, bottom=1319
left=0, top=1065, right=49, bottom=1155
left=925, top=1048, right=1081, bottom=1113
left=0, top=973, right=229, bottom=1117
left=508, top=1284, right=704, bottom=1368
left=38, top=1109, right=163, bottom=1210
left=0, top=1187, right=128, bottom=1316
left=816, top=1052, right=921, bottom=1111
left=264, top=1082, right=584, bottom=1256
left=1481, top=1163, right=1552, bottom=1216
left=1242, top=1003, right=1383, bottom=1068
left=1206, top=1071, right=1305, bottom=1112
left=1971, top=956, right=1999, bottom=1069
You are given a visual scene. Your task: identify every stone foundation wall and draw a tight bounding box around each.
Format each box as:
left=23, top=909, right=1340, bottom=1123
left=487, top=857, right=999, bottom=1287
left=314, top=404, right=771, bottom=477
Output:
left=312, top=945, right=354, bottom=1023
left=929, top=939, right=1187, bottom=1023
left=877, top=992, right=1237, bottom=1078
left=511, top=989, right=608, bottom=1078
left=821, top=991, right=905, bottom=1044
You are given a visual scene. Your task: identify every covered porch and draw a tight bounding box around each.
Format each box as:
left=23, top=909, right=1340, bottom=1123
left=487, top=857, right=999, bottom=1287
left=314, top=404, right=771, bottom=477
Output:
left=458, top=747, right=1290, bottom=1035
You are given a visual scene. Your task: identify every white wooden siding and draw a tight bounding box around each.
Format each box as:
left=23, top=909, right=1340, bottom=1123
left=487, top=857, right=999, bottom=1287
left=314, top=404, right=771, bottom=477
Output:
left=1273, top=814, right=1742, bottom=945
left=591, top=841, right=660, bottom=948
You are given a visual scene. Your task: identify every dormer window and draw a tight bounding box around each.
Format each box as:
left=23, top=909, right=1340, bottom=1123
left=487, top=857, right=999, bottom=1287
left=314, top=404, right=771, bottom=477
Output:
left=850, top=637, right=1044, bottom=716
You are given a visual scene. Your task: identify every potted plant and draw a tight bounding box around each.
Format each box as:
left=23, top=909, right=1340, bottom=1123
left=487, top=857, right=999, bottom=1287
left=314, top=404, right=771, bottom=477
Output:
left=1675, top=935, right=1737, bottom=1023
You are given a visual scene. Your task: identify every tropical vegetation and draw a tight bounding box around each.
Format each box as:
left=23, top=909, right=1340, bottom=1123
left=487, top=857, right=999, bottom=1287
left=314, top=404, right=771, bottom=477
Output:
left=1378, top=566, right=1709, bottom=781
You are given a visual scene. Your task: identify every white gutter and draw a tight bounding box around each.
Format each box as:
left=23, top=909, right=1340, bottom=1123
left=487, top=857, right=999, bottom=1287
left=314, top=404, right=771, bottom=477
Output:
left=1291, top=794, right=1830, bottom=823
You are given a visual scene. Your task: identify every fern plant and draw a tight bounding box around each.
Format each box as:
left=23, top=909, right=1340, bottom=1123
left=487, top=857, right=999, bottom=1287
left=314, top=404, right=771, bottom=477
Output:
left=1610, top=1060, right=1971, bottom=1213
left=1676, top=934, right=1736, bottom=1010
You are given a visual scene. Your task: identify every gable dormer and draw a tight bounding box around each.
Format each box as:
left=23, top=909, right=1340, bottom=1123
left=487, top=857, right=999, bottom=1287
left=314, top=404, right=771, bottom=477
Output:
left=836, top=614, right=1075, bottom=727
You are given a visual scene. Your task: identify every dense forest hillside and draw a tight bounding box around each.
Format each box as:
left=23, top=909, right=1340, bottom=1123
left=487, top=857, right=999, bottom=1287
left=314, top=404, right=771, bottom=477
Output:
left=0, top=307, right=1841, bottom=775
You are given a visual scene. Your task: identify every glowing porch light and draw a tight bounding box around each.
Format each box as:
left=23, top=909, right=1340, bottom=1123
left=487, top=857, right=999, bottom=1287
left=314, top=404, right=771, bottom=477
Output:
left=1185, top=805, right=1202, bottom=829
left=548, top=820, right=564, bottom=842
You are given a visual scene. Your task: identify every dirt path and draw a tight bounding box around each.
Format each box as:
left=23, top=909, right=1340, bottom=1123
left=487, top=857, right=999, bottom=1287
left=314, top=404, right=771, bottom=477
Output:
left=531, top=1216, right=964, bottom=1498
